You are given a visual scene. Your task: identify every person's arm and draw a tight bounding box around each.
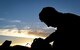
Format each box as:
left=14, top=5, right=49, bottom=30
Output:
left=44, top=32, right=55, bottom=43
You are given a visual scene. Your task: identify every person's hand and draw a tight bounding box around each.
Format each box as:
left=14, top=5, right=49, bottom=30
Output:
left=31, top=38, right=51, bottom=49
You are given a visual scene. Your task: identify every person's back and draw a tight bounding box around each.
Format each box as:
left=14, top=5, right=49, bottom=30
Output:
left=39, top=7, right=80, bottom=49
left=62, top=13, right=80, bottom=49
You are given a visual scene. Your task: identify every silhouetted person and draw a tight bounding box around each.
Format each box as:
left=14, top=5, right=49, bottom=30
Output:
left=39, top=7, right=80, bottom=49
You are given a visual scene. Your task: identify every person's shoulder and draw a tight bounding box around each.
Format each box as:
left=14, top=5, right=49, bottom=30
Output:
left=64, top=13, right=80, bottom=24
left=63, top=13, right=80, bottom=19
left=64, top=13, right=79, bottom=16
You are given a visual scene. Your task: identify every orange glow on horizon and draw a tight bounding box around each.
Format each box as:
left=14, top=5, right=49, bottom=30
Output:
left=0, top=29, right=46, bottom=47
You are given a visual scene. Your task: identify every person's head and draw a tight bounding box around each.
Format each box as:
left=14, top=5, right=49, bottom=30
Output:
left=39, top=7, right=62, bottom=27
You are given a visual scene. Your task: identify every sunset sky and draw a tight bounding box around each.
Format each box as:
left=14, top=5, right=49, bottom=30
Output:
left=0, top=0, right=80, bottom=47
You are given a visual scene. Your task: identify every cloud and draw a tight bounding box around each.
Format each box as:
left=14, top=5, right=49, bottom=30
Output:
left=10, top=20, right=21, bottom=23
left=28, top=30, right=48, bottom=38
left=0, top=18, right=5, bottom=21
left=0, top=18, right=22, bottom=24
left=22, top=25, right=56, bottom=38
left=43, top=26, right=57, bottom=30
left=0, top=28, right=48, bottom=47
left=0, top=29, right=42, bottom=38
left=3, top=25, right=17, bottom=29
left=4, top=25, right=16, bottom=28
left=23, top=26, right=31, bottom=29
left=0, top=25, right=56, bottom=39
left=42, top=26, right=57, bottom=33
